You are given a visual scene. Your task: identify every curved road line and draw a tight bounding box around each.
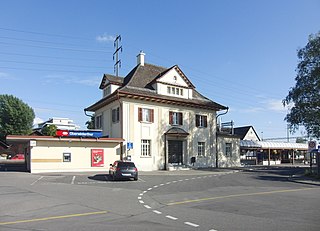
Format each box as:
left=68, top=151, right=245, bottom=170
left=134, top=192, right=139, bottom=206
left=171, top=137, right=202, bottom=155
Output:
left=167, top=187, right=318, bottom=206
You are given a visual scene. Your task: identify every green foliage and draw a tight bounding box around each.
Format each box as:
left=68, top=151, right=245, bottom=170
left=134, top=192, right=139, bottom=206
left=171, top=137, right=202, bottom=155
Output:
left=0, top=94, right=35, bottom=139
left=41, top=125, right=57, bottom=136
left=283, top=32, right=320, bottom=138
left=86, top=116, right=95, bottom=129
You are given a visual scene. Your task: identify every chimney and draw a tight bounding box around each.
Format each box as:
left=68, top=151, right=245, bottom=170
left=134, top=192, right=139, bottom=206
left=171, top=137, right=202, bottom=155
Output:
left=137, top=51, right=145, bottom=66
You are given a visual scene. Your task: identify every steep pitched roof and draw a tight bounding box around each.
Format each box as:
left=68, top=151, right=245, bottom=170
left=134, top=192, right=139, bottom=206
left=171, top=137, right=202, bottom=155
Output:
left=85, top=63, right=227, bottom=111
left=234, top=126, right=260, bottom=141
left=99, top=74, right=124, bottom=89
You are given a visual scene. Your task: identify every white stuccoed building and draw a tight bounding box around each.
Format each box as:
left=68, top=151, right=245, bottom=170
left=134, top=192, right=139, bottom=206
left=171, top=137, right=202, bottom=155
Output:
left=85, top=52, right=240, bottom=171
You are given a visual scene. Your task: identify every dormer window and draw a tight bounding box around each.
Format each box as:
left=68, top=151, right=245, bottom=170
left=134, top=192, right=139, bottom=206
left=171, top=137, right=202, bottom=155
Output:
left=103, top=85, right=111, bottom=97
left=167, top=86, right=183, bottom=96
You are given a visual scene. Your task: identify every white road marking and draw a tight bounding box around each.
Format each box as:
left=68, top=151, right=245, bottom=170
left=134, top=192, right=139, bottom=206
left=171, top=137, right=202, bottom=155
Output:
left=139, top=200, right=144, bottom=204
left=166, top=182, right=171, bottom=185
left=71, top=176, right=76, bottom=184
left=143, top=190, right=147, bottom=193
left=160, top=183, right=164, bottom=186
left=184, top=221, right=199, bottom=227
left=153, top=185, right=158, bottom=188
left=144, top=205, right=151, bottom=209
left=166, top=215, right=178, bottom=220
left=153, top=210, right=162, bottom=214
left=31, top=176, right=44, bottom=185
left=209, top=229, right=218, bottom=231
left=148, top=187, right=153, bottom=191
left=138, top=197, right=142, bottom=199
left=139, top=193, right=143, bottom=196
left=178, top=179, right=183, bottom=182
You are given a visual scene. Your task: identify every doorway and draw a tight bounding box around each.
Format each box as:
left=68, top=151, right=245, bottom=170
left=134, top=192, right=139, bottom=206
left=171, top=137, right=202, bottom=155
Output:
left=168, top=140, right=183, bottom=164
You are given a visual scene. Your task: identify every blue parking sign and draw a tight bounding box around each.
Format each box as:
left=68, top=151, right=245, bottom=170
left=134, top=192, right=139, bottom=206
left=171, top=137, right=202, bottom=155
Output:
left=127, top=142, right=133, bottom=150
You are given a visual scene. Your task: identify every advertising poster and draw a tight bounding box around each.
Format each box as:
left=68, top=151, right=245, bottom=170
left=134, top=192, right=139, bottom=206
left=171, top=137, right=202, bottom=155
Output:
left=91, top=149, right=104, bottom=167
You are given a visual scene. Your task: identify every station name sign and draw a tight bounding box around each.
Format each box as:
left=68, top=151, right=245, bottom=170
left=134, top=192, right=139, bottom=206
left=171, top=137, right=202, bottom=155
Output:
left=56, top=130, right=102, bottom=138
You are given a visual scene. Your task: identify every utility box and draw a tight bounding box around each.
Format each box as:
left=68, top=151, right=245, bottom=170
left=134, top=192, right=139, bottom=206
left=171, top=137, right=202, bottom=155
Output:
left=310, top=149, right=320, bottom=176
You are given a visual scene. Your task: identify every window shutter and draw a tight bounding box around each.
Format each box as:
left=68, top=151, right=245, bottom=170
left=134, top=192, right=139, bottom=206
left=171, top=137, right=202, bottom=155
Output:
left=204, top=116, right=207, bottom=127
left=196, top=115, right=199, bottom=127
left=169, top=111, right=173, bottom=125
left=179, top=113, right=183, bottom=125
left=150, top=109, right=154, bottom=123
left=138, top=108, right=142, bottom=122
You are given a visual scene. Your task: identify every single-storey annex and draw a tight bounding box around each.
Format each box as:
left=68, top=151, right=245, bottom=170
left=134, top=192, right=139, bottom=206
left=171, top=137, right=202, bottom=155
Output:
left=6, top=135, right=124, bottom=173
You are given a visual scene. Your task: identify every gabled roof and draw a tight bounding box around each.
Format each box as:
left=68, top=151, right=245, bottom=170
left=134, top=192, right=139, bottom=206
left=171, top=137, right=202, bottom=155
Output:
left=99, top=74, right=124, bottom=89
left=85, top=63, right=227, bottom=112
left=234, top=126, right=260, bottom=141
left=151, top=65, right=195, bottom=88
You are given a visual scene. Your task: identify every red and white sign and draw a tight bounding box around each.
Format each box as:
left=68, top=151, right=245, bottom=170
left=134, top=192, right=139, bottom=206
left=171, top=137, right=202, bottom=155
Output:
left=91, top=149, right=104, bottom=167
left=56, top=130, right=69, bottom=137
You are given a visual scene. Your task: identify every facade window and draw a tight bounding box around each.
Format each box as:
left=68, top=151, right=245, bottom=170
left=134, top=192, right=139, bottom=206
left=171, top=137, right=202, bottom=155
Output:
left=167, top=86, right=184, bottom=96
left=95, top=115, right=102, bottom=129
left=138, top=108, right=154, bottom=123
left=63, top=153, right=71, bottom=162
left=112, top=107, right=120, bottom=123
left=141, top=139, right=151, bottom=157
left=169, top=111, right=183, bottom=125
left=198, top=142, right=205, bottom=156
left=103, top=85, right=111, bottom=97
left=196, top=115, right=207, bottom=127
left=226, top=143, right=232, bottom=157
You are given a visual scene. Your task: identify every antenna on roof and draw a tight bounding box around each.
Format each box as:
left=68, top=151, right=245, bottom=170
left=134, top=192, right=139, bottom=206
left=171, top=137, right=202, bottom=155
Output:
left=113, top=35, right=122, bottom=76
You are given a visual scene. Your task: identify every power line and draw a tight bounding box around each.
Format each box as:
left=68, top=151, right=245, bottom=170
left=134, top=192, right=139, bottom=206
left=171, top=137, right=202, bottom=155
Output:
left=0, top=51, right=112, bottom=62
left=0, top=66, right=103, bottom=74
left=0, top=60, right=109, bottom=69
left=0, top=41, right=112, bottom=53
left=0, top=27, right=94, bottom=41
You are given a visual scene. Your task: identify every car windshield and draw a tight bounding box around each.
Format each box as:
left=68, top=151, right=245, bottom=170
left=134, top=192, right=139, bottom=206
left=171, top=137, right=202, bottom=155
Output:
left=118, top=162, right=135, bottom=167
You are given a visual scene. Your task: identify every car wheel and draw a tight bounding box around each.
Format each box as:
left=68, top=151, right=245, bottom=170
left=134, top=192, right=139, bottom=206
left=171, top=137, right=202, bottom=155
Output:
left=134, top=177, right=138, bottom=181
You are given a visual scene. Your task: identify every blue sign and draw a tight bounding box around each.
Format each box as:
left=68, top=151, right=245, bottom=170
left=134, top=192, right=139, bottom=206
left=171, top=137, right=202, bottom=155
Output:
left=68, top=130, right=102, bottom=138
left=127, top=142, right=133, bottom=150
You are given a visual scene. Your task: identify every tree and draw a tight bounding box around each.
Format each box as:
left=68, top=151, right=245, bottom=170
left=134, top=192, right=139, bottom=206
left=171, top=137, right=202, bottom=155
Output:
left=0, top=94, right=35, bottom=139
left=85, top=116, right=95, bottom=129
left=283, top=32, right=320, bottom=138
left=41, top=125, right=57, bottom=136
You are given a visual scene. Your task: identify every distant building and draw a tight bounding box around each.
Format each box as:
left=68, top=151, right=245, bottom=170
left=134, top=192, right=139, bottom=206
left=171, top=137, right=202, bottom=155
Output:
left=36, top=117, right=80, bottom=130
left=234, top=126, right=308, bottom=165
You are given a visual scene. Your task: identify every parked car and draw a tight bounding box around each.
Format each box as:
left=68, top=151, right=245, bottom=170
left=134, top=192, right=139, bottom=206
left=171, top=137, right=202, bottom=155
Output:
left=109, top=161, right=138, bottom=181
left=11, top=154, right=25, bottom=160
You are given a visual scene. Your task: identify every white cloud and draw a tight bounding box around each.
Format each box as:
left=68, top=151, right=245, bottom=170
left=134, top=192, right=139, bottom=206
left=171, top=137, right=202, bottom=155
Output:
left=96, top=33, right=115, bottom=43
left=0, top=72, right=15, bottom=80
left=43, top=74, right=100, bottom=87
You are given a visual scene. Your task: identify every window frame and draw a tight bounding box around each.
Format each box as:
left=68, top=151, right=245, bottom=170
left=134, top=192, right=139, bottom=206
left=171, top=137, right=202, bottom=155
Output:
left=196, top=115, right=208, bottom=128
left=63, top=152, right=71, bottom=162
left=225, top=143, right=232, bottom=157
left=141, top=139, right=151, bottom=157
left=95, top=115, right=102, bottom=129
left=169, top=111, right=183, bottom=125
left=138, top=108, right=154, bottom=123
left=197, top=142, right=205, bottom=157
left=112, top=107, right=120, bottom=123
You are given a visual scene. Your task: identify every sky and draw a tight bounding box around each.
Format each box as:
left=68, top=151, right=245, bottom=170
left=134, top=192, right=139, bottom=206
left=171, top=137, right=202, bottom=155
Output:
left=0, top=0, right=319, bottom=140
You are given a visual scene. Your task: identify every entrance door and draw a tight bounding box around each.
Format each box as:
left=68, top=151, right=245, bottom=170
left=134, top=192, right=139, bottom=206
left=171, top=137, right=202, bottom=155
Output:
left=168, top=140, right=183, bottom=164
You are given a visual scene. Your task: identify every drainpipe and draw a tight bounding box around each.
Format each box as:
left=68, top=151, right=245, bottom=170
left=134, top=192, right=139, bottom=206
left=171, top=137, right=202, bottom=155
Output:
left=215, top=107, right=229, bottom=168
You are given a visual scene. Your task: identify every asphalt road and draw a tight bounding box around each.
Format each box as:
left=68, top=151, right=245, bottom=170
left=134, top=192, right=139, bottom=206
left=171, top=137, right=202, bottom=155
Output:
left=0, top=166, right=319, bottom=231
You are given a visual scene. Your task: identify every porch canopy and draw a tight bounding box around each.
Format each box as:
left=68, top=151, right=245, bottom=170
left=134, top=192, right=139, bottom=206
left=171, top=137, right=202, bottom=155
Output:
left=240, top=140, right=308, bottom=150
